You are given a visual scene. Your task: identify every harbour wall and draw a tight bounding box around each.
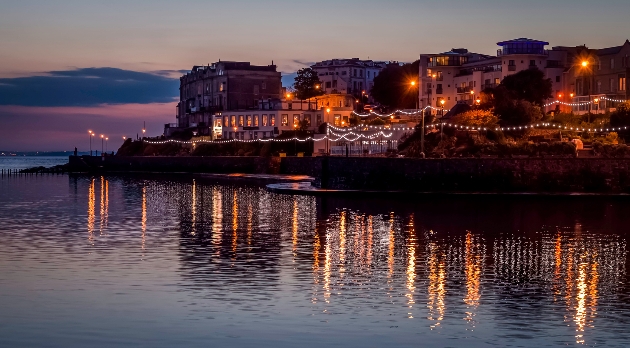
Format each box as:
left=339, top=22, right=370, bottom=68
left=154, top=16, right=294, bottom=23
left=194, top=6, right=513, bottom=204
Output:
left=68, top=156, right=630, bottom=193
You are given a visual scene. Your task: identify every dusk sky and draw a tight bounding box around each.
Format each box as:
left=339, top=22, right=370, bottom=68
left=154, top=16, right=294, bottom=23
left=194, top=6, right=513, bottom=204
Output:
left=1, top=0, right=629, bottom=151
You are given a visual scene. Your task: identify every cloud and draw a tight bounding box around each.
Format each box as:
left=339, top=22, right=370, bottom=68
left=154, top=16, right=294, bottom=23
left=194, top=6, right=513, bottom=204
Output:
left=0, top=67, right=179, bottom=107
left=0, top=103, right=176, bottom=151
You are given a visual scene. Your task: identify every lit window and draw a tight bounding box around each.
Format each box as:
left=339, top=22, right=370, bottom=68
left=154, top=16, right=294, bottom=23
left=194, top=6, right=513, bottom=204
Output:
left=246, top=115, right=252, bottom=127
left=281, top=114, right=289, bottom=126
left=270, top=114, right=276, bottom=126
left=230, top=116, right=236, bottom=127
left=262, top=114, right=268, bottom=126
left=253, top=114, right=259, bottom=126
left=238, top=115, right=244, bottom=127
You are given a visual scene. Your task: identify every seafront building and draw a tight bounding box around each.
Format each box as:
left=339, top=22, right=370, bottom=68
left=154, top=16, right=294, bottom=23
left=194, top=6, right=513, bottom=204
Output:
left=167, top=61, right=282, bottom=137
left=418, top=38, right=630, bottom=114
left=311, top=58, right=388, bottom=102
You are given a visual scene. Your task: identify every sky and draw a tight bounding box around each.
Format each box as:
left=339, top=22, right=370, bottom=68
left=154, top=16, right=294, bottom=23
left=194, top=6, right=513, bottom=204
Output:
left=1, top=0, right=629, bottom=151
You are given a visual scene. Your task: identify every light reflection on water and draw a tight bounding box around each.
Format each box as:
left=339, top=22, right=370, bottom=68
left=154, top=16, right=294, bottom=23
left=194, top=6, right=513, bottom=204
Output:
left=1, top=175, right=630, bottom=347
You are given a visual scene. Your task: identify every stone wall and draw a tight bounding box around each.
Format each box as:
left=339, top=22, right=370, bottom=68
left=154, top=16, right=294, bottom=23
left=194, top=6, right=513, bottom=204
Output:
left=69, top=155, right=273, bottom=174
left=68, top=156, right=630, bottom=193
left=279, top=157, right=630, bottom=193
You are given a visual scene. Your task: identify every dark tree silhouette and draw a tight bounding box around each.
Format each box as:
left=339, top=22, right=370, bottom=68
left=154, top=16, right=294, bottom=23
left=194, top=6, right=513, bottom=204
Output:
left=371, top=60, right=420, bottom=109
left=293, top=68, right=324, bottom=100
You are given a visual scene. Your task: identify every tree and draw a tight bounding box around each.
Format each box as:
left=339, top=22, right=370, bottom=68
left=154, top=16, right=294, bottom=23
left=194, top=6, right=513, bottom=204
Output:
left=610, top=102, right=630, bottom=141
left=371, top=60, right=420, bottom=109
left=451, top=110, right=498, bottom=128
left=294, top=68, right=324, bottom=100
left=495, top=69, right=553, bottom=106
left=497, top=100, right=544, bottom=126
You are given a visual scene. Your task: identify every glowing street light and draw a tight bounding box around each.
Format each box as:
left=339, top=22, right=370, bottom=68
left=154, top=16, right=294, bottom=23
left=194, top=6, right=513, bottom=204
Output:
left=410, top=81, right=416, bottom=86
left=315, top=85, right=320, bottom=89
left=105, top=137, right=109, bottom=153
left=88, top=130, right=94, bottom=155
left=581, top=61, right=588, bottom=67
left=100, top=134, right=104, bottom=154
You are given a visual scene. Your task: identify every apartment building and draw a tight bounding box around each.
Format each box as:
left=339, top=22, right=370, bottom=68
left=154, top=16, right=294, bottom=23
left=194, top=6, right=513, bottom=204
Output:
left=311, top=58, right=388, bottom=100
left=419, top=38, right=630, bottom=115
left=176, top=61, right=282, bottom=134
left=211, top=99, right=353, bottom=140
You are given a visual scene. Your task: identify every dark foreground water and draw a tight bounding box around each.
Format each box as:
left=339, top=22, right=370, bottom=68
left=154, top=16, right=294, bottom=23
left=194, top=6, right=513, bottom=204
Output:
left=1, top=175, right=629, bottom=347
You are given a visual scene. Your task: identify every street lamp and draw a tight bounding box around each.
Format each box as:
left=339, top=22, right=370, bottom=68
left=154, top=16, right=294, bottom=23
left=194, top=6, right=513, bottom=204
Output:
left=440, top=99, right=446, bottom=144
left=105, top=137, right=108, bottom=153
left=88, top=130, right=94, bottom=156
left=100, top=134, right=104, bottom=154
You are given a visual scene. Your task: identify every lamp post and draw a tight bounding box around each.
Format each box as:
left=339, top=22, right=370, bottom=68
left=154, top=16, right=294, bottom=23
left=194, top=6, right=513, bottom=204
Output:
left=326, top=108, right=331, bottom=154
left=100, top=134, right=104, bottom=154
left=440, top=99, right=445, bottom=144
left=293, top=123, right=298, bottom=156
left=88, top=130, right=93, bottom=156
left=105, top=137, right=108, bottom=153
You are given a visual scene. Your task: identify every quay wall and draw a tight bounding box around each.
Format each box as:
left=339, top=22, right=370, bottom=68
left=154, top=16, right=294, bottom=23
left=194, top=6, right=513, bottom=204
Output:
left=68, top=156, right=630, bottom=193
left=68, top=155, right=274, bottom=174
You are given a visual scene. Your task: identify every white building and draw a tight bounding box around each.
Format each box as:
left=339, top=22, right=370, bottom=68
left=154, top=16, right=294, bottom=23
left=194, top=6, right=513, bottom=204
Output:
left=419, top=38, right=629, bottom=115
left=311, top=58, right=388, bottom=101
left=212, top=99, right=354, bottom=140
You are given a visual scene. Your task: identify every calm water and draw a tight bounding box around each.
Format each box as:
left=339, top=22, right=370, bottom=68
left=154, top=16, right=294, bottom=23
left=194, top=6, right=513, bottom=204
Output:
left=1, top=175, right=629, bottom=347
left=0, top=156, right=69, bottom=171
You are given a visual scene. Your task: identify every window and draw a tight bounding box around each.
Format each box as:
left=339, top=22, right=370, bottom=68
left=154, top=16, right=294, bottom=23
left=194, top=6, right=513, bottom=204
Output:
left=270, top=115, right=275, bottom=126
left=246, top=115, right=252, bottom=127
left=494, top=78, right=500, bottom=85
left=597, top=80, right=602, bottom=93
left=262, top=82, right=266, bottom=90
left=326, top=81, right=331, bottom=88
left=238, top=115, right=244, bottom=127
left=353, top=69, right=357, bottom=77
left=317, top=114, right=322, bottom=125
left=341, top=71, right=347, bottom=75
left=253, top=85, right=259, bottom=96
left=620, top=77, right=627, bottom=91
left=293, top=114, right=300, bottom=126
left=359, top=70, right=363, bottom=77
left=367, top=71, right=370, bottom=78
left=611, top=58, right=615, bottom=69
left=556, top=76, right=560, bottom=83
left=332, top=80, right=337, bottom=88
left=219, top=82, right=224, bottom=92
left=334, top=115, right=341, bottom=126
left=230, top=116, right=236, bottom=127
left=223, top=116, right=228, bottom=126
left=262, top=114, right=268, bottom=126
left=610, top=78, right=615, bottom=92
left=216, top=119, right=222, bottom=127
left=436, top=71, right=443, bottom=81
left=436, top=84, right=443, bottom=94
left=304, top=114, right=311, bottom=126
left=253, top=114, right=259, bottom=127
left=529, top=60, right=536, bottom=66
left=281, top=114, right=289, bottom=126
left=474, top=81, right=476, bottom=87
left=508, top=60, right=515, bottom=66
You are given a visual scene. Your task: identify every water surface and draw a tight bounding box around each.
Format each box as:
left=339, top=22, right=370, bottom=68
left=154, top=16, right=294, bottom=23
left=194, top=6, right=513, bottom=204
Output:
left=1, top=175, right=629, bottom=347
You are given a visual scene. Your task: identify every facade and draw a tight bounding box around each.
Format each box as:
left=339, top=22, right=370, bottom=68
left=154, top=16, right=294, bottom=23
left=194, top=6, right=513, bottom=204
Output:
left=175, top=61, right=282, bottom=135
left=211, top=99, right=354, bottom=140
left=418, top=38, right=630, bottom=115
left=311, top=58, right=388, bottom=101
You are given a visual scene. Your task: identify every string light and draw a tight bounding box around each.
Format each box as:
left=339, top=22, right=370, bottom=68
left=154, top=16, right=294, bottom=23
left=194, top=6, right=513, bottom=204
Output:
left=352, top=106, right=450, bottom=118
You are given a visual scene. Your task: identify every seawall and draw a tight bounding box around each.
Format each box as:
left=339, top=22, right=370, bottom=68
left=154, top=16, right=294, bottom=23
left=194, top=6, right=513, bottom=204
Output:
left=68, top=156, right=630, bottom=193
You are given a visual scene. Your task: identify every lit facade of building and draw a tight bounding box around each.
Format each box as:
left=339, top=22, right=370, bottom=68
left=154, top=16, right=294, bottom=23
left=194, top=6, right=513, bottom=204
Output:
left=173, top=61, right=282, bottom=136
left=418, top=38, right=630, bottom=115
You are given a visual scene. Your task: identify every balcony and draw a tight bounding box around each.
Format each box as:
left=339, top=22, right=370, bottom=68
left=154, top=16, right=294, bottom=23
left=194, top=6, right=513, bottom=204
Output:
left=483, top=83, right=497, bottom=90
left=497, top=49, right=549, bottom=57
left=436, top=89, right=443, bottom=95
left=508, top=65, right=517, bottom=71
left=457, top=86, right=472, bottom=94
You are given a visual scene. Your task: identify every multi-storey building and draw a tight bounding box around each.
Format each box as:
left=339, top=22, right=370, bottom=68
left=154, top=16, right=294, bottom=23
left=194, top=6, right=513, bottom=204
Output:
left=175, top=61, right=282, bottom=134
left=311, top=58, right=388, bottom=100
left=211, top=99, right=354, bottom=140
left=418, top=38, right=629, bottom=115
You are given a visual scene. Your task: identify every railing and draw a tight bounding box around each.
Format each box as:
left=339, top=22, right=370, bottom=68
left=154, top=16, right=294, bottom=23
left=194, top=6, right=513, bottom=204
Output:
left=436, top=89, right=443, bottom=95
left=457, top=86, right=472, bottom=94
left=497, top=49, right=549, bottom=57
left=483, top=83, right=497, bottom=90
left=508, top=65, right=517, bottom=71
